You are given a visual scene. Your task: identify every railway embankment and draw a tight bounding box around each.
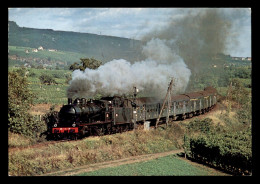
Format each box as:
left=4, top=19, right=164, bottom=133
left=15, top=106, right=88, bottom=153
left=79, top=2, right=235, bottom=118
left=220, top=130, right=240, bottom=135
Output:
left=8, top=122, right=184, bottom=176
left=8, top=101, right=251, bottom=176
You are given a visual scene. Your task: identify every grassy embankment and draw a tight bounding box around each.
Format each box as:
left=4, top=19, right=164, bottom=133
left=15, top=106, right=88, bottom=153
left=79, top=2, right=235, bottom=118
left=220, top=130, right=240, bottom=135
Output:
left=8, top=123, right=184, bottom=176
left=8, top=96, right=251, bottom=176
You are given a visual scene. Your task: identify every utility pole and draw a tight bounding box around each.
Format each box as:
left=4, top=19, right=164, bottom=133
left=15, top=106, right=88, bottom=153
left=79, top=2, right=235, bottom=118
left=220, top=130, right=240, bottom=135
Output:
left=155, top=78, right=174, bottom=128
left=166, top=88, right=172, bottom=127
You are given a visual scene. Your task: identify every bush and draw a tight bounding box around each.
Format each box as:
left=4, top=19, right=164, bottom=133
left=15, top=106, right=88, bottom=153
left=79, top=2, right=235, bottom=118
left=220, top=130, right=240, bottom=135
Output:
left=42, top=105, right=59, bottom=137
left=39, top=74, right=58, bottom=85
left=8, top=71, right=35, bottom=137
left=8, top=132, right=33, bottom=147
left=183, top=118, right=252, bottom=175
left=52, top=73, right=63, bottom=79
left=8, top=70, right=47, bottom=139
left=186, top=118, right=213, bottom=134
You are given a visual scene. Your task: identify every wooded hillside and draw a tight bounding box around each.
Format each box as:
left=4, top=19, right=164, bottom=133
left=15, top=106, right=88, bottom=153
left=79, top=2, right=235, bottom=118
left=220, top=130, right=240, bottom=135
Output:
left=8, top=21, right=144, bottom=63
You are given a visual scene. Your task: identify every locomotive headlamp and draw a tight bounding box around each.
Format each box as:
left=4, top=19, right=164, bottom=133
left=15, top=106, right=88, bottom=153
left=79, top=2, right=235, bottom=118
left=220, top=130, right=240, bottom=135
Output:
left=72, top=123, right=76, bottom=127
left=53, top=123, right=57, bottom=127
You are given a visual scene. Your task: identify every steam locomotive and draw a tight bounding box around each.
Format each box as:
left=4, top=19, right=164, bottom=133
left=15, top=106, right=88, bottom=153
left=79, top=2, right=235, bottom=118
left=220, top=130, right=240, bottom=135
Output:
left=49, top=86, right=217, bottom=140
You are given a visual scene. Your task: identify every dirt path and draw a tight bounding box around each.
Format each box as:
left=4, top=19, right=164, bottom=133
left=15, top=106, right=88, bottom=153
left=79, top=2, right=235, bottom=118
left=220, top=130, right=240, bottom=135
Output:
left=41, top=149, right=184, bottom=176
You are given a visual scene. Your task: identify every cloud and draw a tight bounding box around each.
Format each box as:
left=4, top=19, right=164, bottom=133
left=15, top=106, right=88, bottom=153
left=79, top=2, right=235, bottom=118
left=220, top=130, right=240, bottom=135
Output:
left=8, top=8, right=251, bottom=56
left=8, top=8, right=174, bottom=38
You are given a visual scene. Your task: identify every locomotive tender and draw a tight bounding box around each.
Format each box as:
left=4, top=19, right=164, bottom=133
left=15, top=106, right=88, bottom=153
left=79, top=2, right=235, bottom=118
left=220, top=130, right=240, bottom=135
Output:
left=51, top=86, right=217, bottom=139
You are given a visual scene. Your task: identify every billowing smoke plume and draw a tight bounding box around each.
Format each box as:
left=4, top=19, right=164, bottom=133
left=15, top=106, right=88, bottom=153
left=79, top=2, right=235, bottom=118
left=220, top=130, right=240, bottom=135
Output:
left=142, top=9, right=234, bottom=74
left=67, top=38, right=191, bottom=99
left=67, top=8, right=239, bottom=99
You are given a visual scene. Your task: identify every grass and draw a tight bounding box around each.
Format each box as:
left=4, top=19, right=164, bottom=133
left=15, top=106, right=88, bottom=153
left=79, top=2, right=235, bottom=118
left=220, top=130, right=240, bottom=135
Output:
left=8, top=103, right=246, bottom=176
left=8, top=124, right=184, bottom=176
left=76, top=154, right=224, bottom=176
left=9, top=67, right=71, bottom=104
left=8, top=45, right=86, bottom=65
left=28, top=83, right=68, bottom=104
left=8, top=132, right=33, bottom=148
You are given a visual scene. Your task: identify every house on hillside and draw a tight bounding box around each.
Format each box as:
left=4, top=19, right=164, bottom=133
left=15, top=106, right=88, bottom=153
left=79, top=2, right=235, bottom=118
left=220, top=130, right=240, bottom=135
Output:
left=38, top=46, right=44, bottom=50
left=232, top=57, right=240, bottom=60
left=231, top=56, right=251, bottom=61
left=48, top=49, right=57, bottom=52
left=32, top=48, right=38, bottom=52
left=246, top=57, right=252, bottom=61
left=24, top=63, right=31, bottom=68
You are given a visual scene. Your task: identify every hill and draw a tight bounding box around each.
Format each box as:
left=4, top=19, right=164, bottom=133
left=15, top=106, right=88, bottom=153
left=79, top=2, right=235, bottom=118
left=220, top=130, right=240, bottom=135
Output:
left=8, top=21, right=144, bottom=64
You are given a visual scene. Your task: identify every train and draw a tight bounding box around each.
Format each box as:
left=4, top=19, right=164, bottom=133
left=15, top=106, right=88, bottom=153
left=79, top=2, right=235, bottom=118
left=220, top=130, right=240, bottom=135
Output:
left=48, top=86, right=217, bottom=140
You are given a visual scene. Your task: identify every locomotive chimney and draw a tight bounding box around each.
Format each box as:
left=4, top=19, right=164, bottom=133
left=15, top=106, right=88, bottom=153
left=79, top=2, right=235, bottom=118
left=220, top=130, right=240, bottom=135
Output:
left=68, top=98, right=72, bottom=105
left=133, top=86, right=139, bottom=104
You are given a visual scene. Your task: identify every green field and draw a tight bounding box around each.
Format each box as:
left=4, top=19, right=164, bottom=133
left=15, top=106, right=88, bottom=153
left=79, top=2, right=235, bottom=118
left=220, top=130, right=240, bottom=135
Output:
left=76, top=154, right=227, bottom=176
left=8, top=45, right=87, bottom=67
left=9, top=67, right=71, bottom=104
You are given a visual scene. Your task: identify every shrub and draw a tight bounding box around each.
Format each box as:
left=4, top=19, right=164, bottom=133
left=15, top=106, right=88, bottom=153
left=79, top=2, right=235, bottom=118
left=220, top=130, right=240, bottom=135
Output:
left=186, top=118, right=213, bottom=134
left=8, top=71, right=35, bottom=137
left=8, top=132, right=33, bottom=147
left=183, top=118, right=252, bottom=175
left=39, top=74, right=58, bottom=85
left=42, top=105, right=59, bottom=132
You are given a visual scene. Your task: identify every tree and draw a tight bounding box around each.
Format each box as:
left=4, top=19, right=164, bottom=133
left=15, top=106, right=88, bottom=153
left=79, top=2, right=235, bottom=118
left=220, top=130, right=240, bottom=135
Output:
left=69, top=57, right=102, bottom=71
left=69, top=62, right=80, bottom=71
left=8, top=71, right=36, bottom=136
left=39, top=74, right=58, bottom=85
left=65, top=73, right=72, bottom=84
left=230, top=78, right=250, bottom=108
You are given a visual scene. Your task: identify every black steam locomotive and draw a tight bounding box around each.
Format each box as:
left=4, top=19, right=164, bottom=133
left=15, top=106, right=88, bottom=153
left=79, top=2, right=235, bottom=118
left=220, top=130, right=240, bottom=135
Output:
left=49, top=86, right=217, bottom=139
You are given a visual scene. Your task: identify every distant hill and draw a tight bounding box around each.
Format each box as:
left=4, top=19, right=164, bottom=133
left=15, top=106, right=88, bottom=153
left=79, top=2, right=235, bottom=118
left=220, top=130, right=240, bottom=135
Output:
left=8, top=21, right=144, bottom=63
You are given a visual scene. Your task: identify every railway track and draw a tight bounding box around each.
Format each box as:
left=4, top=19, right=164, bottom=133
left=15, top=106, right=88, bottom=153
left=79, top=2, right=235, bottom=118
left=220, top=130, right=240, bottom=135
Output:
left=9, top=104, right=218, bottom=153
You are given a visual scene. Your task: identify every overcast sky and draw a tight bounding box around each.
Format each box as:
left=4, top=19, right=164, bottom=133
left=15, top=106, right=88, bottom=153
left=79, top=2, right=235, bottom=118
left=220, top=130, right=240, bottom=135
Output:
left=8, top=8, right=251, bottom=57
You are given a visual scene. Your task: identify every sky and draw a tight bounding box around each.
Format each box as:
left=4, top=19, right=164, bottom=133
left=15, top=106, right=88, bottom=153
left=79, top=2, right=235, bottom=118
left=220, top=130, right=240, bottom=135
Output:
left=8, top=8, right=251, bottom=57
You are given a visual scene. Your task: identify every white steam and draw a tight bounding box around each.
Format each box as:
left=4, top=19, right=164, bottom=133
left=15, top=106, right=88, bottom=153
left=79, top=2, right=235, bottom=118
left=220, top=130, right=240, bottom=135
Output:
left=67, top=38, right=191, bottom=99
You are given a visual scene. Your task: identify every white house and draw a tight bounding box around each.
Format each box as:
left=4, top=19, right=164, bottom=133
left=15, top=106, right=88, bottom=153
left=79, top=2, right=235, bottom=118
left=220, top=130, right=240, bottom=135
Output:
left=48, top=49, right=57, bottom=52
left=38, top=46, right=44, bottom=50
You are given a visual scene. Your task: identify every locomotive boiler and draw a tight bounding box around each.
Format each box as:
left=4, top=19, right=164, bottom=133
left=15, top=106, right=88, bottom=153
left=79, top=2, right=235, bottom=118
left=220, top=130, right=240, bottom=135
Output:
left=50, top=86, right=217, bottom=140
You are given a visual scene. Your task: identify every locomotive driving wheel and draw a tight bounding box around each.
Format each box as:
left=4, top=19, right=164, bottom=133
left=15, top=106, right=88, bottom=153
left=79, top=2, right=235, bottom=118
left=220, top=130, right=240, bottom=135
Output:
left=92, top=125, right=105, bottom=136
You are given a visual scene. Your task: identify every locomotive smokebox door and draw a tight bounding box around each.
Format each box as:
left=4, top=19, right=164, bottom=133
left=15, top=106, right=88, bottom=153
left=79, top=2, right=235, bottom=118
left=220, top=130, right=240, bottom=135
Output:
left=113, top=107, right=132, bottom=125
